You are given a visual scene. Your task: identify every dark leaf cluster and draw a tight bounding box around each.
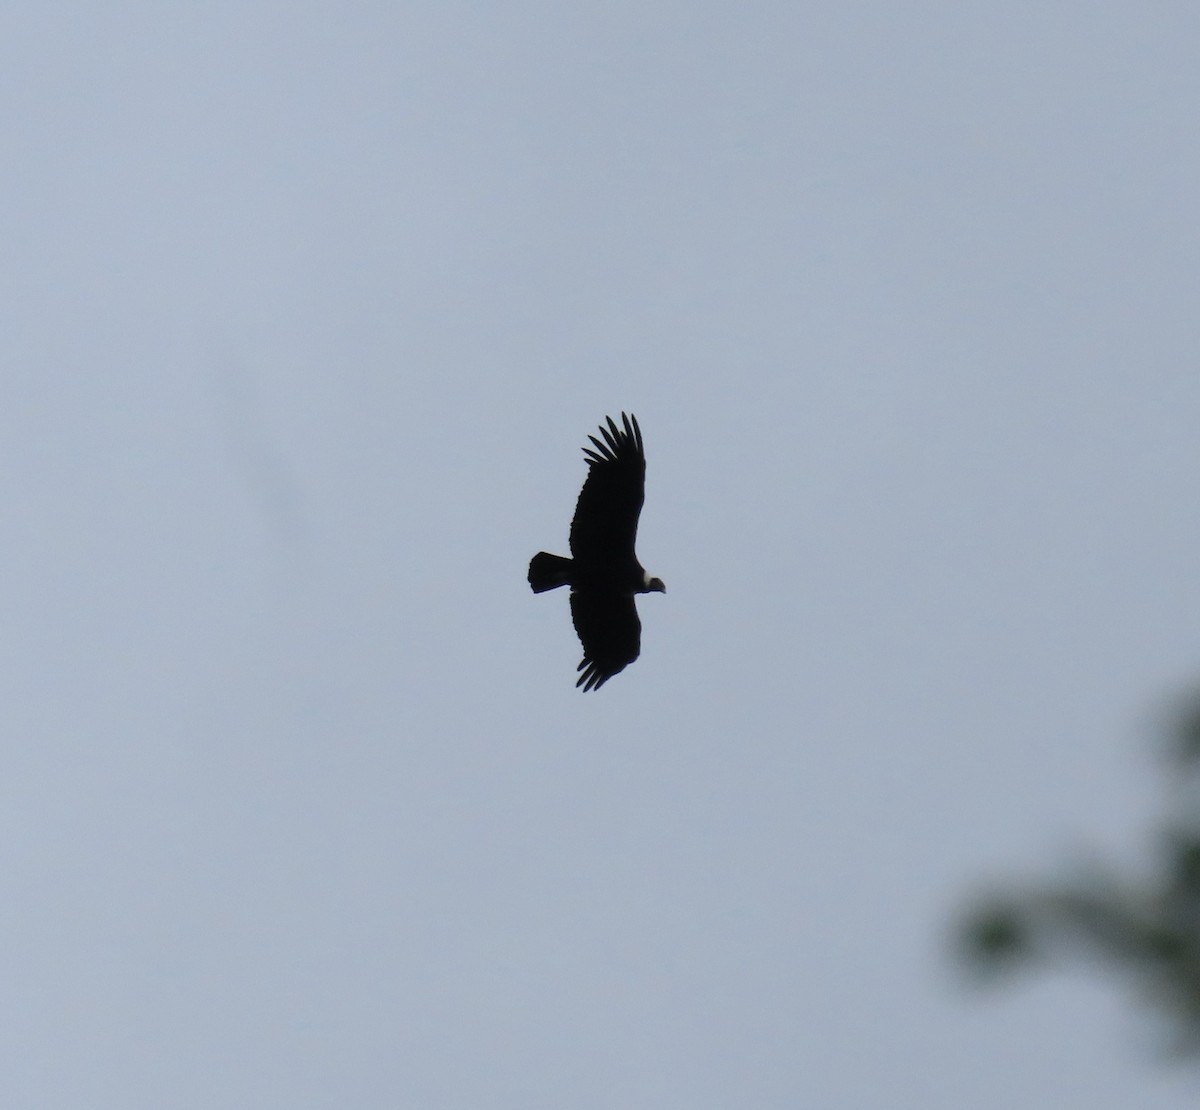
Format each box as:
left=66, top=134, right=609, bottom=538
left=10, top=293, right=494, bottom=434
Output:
left=957, top=688, right=1200, bottom=1057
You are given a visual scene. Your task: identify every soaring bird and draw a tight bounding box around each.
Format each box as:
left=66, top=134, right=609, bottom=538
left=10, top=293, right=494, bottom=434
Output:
left=528, top=413, right=665, bottom=690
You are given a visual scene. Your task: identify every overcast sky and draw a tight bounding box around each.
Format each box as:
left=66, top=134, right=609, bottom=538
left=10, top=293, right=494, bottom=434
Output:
left=3, top=4, right=1200, bottom=1107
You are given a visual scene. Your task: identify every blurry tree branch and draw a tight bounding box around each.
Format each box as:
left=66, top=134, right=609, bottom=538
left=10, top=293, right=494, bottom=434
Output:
left=957, top=688, right=1200, bottom=1056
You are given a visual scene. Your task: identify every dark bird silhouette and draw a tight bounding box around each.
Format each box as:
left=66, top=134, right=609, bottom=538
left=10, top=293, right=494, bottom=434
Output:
left=528, top=413, right=665, bottom=690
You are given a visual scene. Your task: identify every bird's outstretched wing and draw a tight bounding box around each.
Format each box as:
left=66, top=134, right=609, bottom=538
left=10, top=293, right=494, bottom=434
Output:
left=569, top=413, right=645, bottom=567
left=570, top=590, right=641, bottom=691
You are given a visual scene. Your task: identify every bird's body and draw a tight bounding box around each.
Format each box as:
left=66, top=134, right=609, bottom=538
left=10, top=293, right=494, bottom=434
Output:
left=528, top=413, right=665, bottom=691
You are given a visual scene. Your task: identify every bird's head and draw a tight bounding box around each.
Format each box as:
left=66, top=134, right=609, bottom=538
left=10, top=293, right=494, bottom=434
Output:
left=645, top=575, right=666, bottom=594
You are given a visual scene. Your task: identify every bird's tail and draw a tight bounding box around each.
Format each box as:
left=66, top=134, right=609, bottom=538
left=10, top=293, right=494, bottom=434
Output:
left=528, top=552, right=573, bottom=593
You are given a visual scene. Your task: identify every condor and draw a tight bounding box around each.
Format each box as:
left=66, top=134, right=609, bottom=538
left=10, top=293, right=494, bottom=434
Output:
left=528, top=413, right=665, bottom=691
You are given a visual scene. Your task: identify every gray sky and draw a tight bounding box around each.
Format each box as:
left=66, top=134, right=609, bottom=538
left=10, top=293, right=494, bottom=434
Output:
left=3, top=3, right=1200, bottom=1106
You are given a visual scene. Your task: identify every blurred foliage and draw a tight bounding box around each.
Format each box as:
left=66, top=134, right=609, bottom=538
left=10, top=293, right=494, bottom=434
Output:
left=957, top=688, right=1200, bottom=1056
